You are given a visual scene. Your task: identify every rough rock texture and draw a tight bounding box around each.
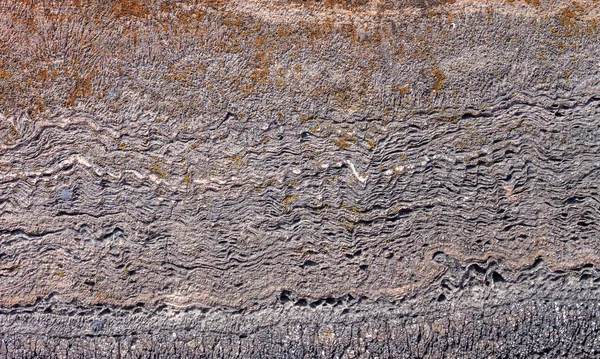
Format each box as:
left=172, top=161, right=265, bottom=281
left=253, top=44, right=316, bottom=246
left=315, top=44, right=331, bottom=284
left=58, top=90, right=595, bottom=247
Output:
left=1, top=0, right=600, bottom=357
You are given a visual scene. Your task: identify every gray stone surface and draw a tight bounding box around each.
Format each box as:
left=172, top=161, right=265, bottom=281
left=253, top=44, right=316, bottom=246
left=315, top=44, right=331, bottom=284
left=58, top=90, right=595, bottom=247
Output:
left=1, top=0, right=600, bottom=357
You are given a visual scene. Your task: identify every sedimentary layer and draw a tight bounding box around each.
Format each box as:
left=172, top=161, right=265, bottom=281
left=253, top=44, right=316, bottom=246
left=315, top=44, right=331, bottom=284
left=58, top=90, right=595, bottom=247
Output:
left=1, top=0, right=599, bottom=357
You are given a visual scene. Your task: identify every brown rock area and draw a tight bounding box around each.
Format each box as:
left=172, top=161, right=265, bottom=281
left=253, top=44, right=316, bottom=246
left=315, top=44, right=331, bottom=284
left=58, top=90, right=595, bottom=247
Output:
left=1, top=0, right=600, bottom=357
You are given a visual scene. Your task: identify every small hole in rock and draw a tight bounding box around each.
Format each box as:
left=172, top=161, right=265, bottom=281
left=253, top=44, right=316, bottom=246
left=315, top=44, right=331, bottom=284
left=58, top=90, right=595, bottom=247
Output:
left=437, top=294, right=446, bottom=302
left=359, top=264, right=368, bottom=271
left=492, top=271, right=505, bottom=283
left=432, top=251, right=446, bottom=262
left=310, top=299, right=324, bottom=308
left=295, top=299, right=307, bottom=307
left=301, top=260, right=318, bottom=268
left=470, top=264, right=486, bottom=275
left=279, top=290, right=291, bottom=303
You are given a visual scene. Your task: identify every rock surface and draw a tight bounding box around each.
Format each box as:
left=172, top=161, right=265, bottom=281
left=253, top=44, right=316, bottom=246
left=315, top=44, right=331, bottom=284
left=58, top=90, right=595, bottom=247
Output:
left=1, top=0, right=600, bottom=357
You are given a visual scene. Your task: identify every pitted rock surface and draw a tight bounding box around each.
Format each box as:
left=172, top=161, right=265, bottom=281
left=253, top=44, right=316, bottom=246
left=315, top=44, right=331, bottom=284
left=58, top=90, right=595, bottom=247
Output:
left=1, top=0, right=600, bottom=357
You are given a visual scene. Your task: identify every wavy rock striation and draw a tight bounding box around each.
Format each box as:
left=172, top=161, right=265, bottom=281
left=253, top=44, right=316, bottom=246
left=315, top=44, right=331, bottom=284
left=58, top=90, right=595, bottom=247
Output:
left=1, top=0, right=600, bottom=357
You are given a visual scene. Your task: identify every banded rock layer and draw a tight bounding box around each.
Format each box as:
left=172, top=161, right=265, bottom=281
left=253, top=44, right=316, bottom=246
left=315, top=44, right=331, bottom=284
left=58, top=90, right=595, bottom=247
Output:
left=1, top=0, right=600, bottom=357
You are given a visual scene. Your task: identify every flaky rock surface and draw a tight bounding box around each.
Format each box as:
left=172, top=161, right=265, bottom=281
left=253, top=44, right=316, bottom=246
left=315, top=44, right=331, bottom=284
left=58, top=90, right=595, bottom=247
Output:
left=1, top=0, right=600, bottom=357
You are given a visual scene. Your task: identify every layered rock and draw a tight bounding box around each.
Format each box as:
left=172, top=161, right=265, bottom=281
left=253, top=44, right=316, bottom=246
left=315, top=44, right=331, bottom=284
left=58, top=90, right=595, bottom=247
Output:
left=1, top=0, right=599, bottom=357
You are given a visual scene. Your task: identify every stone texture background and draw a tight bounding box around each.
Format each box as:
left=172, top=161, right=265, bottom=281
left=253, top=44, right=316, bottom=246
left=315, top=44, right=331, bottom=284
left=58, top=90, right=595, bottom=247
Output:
left=1, top=0, right=600, bottom=357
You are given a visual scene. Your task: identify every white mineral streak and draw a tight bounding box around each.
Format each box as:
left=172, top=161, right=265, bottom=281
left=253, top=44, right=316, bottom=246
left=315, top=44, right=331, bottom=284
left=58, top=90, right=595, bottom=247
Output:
left=346, top=161, right=368, bottom=183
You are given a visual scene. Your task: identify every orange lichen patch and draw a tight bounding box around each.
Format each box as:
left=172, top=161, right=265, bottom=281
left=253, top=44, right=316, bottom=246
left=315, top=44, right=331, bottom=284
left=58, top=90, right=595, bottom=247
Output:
left=0, top=0, right=595, bottom=120
left=6, top=122, right=19, bottom=143
left=291, top=0, right=369, bottom=10
left=558, top=1, right=585, bottom=27
left=112, top=0, right=149, bottom=18
left=548, top=1, right=596, bottom=38
left=150, top=163, right=168, bottom=178
left=333, top=137, right=357, bottom=149
left=248, top=67, right=271, bottom=86
left=165, top=62, right=205, bottom=86
left=299, top=114, right=317, bottom=124
left=184, top=173, right=193, bottom=184
left=431, top=65, right=446, bottom=93
left=507, top=0, right=541, bottom=6
left=339, top=22, right=358, bottom=43
left=283, top=193, right=298, bottom=206
left=66, top=70, right=98, bottom=107
left=177, top=8, right=208, bottom=24
left=197, top=0, right=231, bottom=8
left=524, top=0, right=541, bottom=6
left=392, top=84, right=411, bottom=97
left=586, top=18, right=599, bottom=34
left=26, top=101, right=46, bottom=120
left=231, top=156, right=246, bottom=167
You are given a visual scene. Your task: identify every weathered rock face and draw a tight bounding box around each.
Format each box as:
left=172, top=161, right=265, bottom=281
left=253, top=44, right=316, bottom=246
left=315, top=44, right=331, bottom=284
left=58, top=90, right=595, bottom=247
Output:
left=1, top=0, right=600, bottom=357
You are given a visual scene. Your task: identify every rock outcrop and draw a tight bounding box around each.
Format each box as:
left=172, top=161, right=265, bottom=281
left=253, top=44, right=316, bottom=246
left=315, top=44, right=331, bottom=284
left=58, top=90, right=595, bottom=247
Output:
left=1, top=0, right=600, bottom=357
